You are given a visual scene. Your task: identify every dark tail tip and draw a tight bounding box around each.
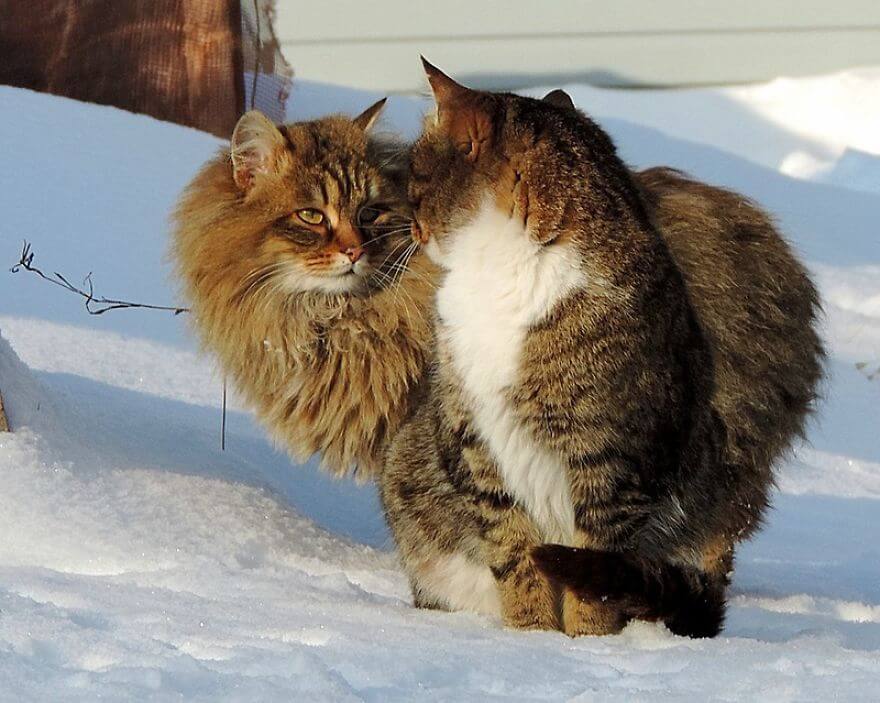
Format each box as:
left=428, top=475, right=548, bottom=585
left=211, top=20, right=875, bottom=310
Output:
left=532, top=544, right=632, bottom=601
left=531, top=544, right=584, bottom=584
left=532, top=544, right=727, bottom=639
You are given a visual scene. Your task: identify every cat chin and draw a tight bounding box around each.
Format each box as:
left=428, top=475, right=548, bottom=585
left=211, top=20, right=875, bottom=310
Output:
left=422, top=237, right=446, bottom=267
left=281, top=271, right=370, bottom=296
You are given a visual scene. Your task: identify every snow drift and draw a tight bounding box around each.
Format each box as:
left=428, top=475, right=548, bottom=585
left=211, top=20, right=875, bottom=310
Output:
left=1, top=68, right=879, bottom=700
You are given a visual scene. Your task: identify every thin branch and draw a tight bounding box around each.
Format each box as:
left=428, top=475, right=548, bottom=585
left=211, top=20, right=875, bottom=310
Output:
left=855, top=361, right=880, bottom=382
left=221, top=379, right=228, bottom=451
left=10, top=241, right=188, bottom=316
left=8, top=241, right=230, bottom=447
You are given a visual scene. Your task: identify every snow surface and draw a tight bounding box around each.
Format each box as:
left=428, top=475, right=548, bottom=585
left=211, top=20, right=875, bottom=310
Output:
left=1, top=67, right=879, bottom=700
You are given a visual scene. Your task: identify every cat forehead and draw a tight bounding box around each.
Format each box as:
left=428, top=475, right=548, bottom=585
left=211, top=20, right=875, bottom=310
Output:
left=419, top=93, right=549, bottom=152
left=284, top=118, right=368, bottom=156
left=277, top=158, right=387, bottom=209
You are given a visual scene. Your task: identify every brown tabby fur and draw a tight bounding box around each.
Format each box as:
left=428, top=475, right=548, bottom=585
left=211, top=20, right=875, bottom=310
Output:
left=172, top=109, right=436, bottom=480
left=379, top=63, right=823, bottom=637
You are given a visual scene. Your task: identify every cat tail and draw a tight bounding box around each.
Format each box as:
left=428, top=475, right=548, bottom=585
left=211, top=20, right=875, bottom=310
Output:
left=531, top=544, right=726, bottom=638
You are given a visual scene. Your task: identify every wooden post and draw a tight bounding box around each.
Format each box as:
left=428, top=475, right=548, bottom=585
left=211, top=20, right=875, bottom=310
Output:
left=0, top=388, right=8, bottom=432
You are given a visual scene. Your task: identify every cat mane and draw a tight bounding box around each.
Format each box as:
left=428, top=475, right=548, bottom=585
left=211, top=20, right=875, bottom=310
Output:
left=172, top=152, right=436, bottom=481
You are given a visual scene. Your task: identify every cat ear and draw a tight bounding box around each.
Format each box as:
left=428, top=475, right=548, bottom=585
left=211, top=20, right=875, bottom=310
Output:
left=230, top=110, right=287, bottom=190
left=353, top=98, right=387, bottom=131
left=421, top=56, right=472, bottom=107
left=421, top=58, right=494, bottom=159
left=542, top=89, right=575, bottom=111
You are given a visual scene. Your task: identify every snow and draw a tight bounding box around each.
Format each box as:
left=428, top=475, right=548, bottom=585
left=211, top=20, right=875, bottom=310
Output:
left=1, top=65, right=879, bottom=700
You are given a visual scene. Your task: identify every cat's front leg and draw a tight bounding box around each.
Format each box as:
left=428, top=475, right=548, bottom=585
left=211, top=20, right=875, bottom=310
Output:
left=483, top=507, right=561, bottom=632
left=561, top=590, right=627, bottom=637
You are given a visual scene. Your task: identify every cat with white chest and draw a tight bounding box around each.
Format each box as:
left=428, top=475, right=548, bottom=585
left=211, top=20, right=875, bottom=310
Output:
left=380, top=61, right=823, bottom=637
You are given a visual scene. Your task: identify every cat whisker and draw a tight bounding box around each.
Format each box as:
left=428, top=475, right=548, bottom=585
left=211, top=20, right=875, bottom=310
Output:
left=238, top=263, right=287, bottom=301
left=374, top=238, right=412, bottom=281
left=393, top=263, right=438, bottom=290
left=370, top=222, right=413, bottom=232
left=389, top=242, right=419, bottom=297
left=385, top=267, right=416, bottom=325
left=367, top=222, right=413, bottom=234
left=249, top=272, right=285, bottom=305
left=375, top=255, right=414, bottom=292
left=259, top=276, right=297, bottom=320
left=390, top=244, right=429, bottom=329
left=387, top=241, right=418, bottom=281
left=241, top=262, right=283, bottom=285
left=368, top=270, right=397, bottom=292
left=374, top=147, right=411, bottom=170
left=365, top=228, right=411, bottom=246
left=369, top=219, right=413, bottom=229
left=386, top=249, right=438, bottom=291
left=388, top=244, right=416, bottom=281
left=367, top=262, right=396, bottom=284
left=366, top=247, right=428, bottom=330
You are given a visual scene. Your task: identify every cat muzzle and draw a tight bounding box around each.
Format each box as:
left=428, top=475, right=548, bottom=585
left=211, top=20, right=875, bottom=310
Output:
left=411, top=221, right=430, bottom=245
left=344, top=246, right=365, bottom=263
left=352, top=257, right=371, bottom=277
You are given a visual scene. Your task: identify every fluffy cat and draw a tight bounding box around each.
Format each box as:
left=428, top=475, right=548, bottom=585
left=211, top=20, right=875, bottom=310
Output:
left=379, top=61, right=823, bottom=637
left=172, top=103, right=436, bottom=480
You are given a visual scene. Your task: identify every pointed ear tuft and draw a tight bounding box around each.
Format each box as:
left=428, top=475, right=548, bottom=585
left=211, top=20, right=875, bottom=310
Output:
left=420, top=57, right=470, bottom=106
left=542, top=89, right=575, bottom=111
left=230, top=110, right=287, bottom=191
left=353, top=97, right=387, bottom=131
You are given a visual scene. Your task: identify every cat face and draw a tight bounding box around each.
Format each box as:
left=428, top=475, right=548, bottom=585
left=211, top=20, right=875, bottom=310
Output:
left=230, top=103, right=412, bottom=295
left=409, top=60, right=615, bottom=265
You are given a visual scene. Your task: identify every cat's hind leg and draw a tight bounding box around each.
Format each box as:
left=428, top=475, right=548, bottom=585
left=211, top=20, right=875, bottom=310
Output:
left=411, top=552, right=502, bottom=617
left=381, top=405, right=504, bottom=620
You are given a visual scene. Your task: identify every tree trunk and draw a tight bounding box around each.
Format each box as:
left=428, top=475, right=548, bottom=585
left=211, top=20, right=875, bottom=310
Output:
left=0, top=388, right=8, bottom=432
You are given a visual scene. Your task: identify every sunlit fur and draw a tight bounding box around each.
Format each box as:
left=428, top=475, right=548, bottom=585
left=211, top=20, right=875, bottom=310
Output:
left=172, top=112, right=436, bottom=480
left=381, top=65, right=824, bottom=637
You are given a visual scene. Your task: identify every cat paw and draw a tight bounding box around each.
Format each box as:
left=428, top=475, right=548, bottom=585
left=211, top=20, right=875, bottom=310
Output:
left=497, top=563, right=561, bottom=632
left=561, top=589, right=627, bottom=637
left=502, top=597, right=559, bottom=631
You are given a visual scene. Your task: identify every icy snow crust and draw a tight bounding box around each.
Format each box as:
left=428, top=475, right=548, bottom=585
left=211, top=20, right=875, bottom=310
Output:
left=1, top=70, right=879, bottom=700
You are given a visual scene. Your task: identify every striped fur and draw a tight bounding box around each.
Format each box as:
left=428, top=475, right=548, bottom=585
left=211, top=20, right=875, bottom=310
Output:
left=172, top=111, right=437, bottom=480
left=380, top=67, right=823, bottom=637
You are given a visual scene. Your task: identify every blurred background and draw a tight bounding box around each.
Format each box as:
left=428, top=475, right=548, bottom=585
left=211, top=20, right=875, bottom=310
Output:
left=0, top=3, right=879, bottom=698
left=275, top=0, right=880, bottom=90
left=3, top=0, right=879, bottom=136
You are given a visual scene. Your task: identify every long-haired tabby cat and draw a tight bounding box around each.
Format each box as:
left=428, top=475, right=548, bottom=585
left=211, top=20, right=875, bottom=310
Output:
left=379, top=61, right=823, bottom=637
left=172, top=102, right=436, bottom=480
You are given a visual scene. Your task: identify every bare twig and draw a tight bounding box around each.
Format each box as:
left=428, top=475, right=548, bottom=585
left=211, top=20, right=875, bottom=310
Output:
left=251, top=0, right=260, bottom=111
left=10, top=240, right=188, bottom=316
left=855, top=361, right=880, bottom=382
left=221, top=379, right=227, bottom=451
left=7, top=241, right=225, bottom=445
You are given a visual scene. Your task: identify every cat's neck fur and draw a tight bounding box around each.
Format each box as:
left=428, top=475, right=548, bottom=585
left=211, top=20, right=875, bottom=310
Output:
left=173, top=155, right=435, bottom=481
left=434, top=199, right=584, bottom=542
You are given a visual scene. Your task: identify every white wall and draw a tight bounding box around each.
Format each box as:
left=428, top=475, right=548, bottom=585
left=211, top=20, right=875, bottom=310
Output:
left=274, top=0, right=880, bottom=91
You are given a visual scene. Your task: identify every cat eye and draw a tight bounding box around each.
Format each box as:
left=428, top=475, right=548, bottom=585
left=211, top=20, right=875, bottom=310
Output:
left=297, top=209, right=324, bottom=225
left=281, top=228, right=320, bottom=246
left=358, top=206, right=384, bottom=225
left=457, top=141, right=474, bottom=156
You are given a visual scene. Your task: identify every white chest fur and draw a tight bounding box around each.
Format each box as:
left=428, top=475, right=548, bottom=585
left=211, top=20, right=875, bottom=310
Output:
left=434, top=203, right=585, bottom=545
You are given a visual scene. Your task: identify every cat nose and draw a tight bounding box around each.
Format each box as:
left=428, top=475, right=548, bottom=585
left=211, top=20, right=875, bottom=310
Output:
left=345, top=246, right=364, bottom=263
left=411, top=221, right=429, bottom=244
